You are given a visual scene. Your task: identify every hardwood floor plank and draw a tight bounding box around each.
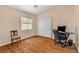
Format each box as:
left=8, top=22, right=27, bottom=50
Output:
left=0, top=36, right=78, bottom=53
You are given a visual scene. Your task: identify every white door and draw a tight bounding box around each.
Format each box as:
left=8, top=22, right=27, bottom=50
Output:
left=37, top=17, right=52, bottom=38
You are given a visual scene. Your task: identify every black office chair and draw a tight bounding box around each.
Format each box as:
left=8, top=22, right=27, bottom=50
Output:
left=53, top=29, right=69, bottom=47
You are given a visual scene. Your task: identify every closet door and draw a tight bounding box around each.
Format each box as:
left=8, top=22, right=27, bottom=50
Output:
left=37, top=17, right=52, bottom=38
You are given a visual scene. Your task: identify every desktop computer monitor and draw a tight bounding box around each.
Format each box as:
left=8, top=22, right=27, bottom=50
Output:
left=58, top=26, right=66, bottom=32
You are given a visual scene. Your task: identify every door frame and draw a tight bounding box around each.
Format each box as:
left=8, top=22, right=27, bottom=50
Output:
left=37, top=16, right=53, bottom=38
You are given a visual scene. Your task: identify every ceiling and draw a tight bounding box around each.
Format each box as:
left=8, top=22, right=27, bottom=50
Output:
left=8, top=5, right=54, bottom=15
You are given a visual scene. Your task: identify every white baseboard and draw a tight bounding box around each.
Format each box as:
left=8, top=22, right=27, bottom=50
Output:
left=0, top=41, right=10, bottom=47
left=0, top=35, right=35, bottom=47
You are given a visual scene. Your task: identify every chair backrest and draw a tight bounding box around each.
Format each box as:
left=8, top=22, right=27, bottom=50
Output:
left=10, top=30, right=18, bottom=37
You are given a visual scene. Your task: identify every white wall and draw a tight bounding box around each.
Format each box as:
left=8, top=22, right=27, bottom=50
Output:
left=74, top=6, right=79, bottom=52
left=0, top=6, right=36, bottom=46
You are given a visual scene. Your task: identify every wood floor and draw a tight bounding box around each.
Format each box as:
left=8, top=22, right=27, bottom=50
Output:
left=0, top=36, right=78, bottom=53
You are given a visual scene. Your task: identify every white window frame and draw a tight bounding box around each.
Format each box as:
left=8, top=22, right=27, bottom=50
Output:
left=21, top=17, right=32, bottom=30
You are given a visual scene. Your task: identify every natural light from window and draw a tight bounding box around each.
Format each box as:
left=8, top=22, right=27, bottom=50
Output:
left=21, top=17, right=32, bottom=30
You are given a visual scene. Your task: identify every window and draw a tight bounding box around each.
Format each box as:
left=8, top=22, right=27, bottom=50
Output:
left=21, top=17, right=32, bottom=30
